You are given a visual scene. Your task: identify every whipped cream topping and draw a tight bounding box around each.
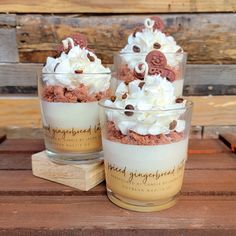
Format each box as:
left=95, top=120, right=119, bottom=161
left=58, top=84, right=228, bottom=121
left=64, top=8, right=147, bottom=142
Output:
left=104, top=75, right=186, bottom=136
left=121, top=17, right=183, bottom=69
left=42, top=37, right=111, bottom=94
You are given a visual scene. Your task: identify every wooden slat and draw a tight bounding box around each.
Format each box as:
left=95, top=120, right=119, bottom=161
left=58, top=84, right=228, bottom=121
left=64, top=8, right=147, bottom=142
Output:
left=0, top=195, right=236, bottom=236
left=17, top=14, right=236, bottom=64
left=0, top=139, right=230, bottom=170
left=2, top=152, right=236, bottom=171
left=0, top=96, right=235, bottom=127
left=0, top=29, right=18, bottom=62
left=1, top=64, right=236, bottom=96
left=0, top=168, right=236, bottom=196
left=188, top=139, right=229, bottom=154
left=203, top=126, right=236, bottom=139
left=0, top=139, right=44, bottom=153
left=0, top=14, right=16, bottom=26
left=1, top=0, right=236, bottom=13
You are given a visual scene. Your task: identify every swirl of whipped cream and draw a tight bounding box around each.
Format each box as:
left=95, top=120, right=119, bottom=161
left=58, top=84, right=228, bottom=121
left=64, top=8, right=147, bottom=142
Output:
left=121, top=18, right=183, bottom=68
left=42, top=37, right=111, bottom=94
left=104, top=74, right=186, bottom=135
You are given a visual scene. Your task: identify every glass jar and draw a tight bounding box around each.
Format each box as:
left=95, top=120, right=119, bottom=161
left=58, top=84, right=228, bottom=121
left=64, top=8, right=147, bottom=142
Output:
left=99, top=100, right=193, bottom=212
left=38, top=72, right=111, bottom=164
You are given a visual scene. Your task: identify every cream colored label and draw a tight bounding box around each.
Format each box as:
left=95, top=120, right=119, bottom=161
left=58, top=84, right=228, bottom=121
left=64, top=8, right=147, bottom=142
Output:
left=43, top=124, right=102, bottom=153
left=105, top=161, right=185, bottom=201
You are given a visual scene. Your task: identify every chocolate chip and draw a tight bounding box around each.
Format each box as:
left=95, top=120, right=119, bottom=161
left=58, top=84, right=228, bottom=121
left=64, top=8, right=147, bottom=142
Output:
left=124, top=81, right=129, bottom=86
left=122, top=93, right=127, bottom=99
left=138, top=82, right=145, bottom=89
left=124, top=104, right=134, bottom=116
left=110, top=96, right=116, bottom=102
left=133, top=45, right=140, bottom=53
left=153, top=42, right=161, bottom=49
left=175, top=98, right=184, bottom=103
left=133, top=29, right=138, bottom=37
left=87, top=53, right=95, bottom=62
left=54, top=62, right=60, bottom=72
left=75, top=69, right=83, bottom=74
left=169, top=120, right=177, bottom=130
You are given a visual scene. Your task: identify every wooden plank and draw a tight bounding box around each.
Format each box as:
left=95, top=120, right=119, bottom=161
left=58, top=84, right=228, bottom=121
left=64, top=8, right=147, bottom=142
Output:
left=188, top=139, right=229, bottom=154
left=0, top=139, right=231, bottom=170
left=0, top=139, right=44, bottom=153
left=203, top=126, right=236, bottom=139
left=0, top=29, right=18, bottom=62
left=1, top=64, right=236, bottom=96
left=189, top=96, right=236, bottom=126
left=0, top=96, right=235, bottom=127
left=0, top=169, right=236, bottom=196
left=1, top=152, right=236, bottom=171
left=17, top=14, right=236, bottom=64
left=0, top=14, right=16, bottom=26
left=219, top=133, right=236, bottom=153
left=0, top=63, right=41, bottom=86
left=0, top=153, right=32, bottom=170
left=0, top=195, right=236, bottom=236
left=186, top=153, right=236, bottom=170
left=1, top=0, right=236, bottom=13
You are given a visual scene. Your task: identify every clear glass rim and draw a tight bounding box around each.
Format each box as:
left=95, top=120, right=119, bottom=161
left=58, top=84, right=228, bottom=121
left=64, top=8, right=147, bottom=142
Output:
left=99, top=99, right=193, bottom=113
left=41, top=72, right=111, bottom=75
left=114, top=51, right=187, bottom=57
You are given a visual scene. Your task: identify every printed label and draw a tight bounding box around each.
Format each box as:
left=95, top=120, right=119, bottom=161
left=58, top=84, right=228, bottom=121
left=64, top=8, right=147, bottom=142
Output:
left=105, top=161, right=185, bottom=201
left=43, top=124, right=102, bottom=153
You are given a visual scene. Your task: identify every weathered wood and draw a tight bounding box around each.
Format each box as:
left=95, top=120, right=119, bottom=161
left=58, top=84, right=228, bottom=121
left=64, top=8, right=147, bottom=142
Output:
left=0, top=29, right=18, bottom=62
left=203, top=126, right=236, bottom=139
left=17, top=14, right=236, bottom=64
left=0, top=195, right=236, bottom=236
left=1, top=168, right=236, bottom=196
left=1, top=96, right=235, bottom=127
left=188, top=139, right=229, bottom=154
left=0, top=63, right=40, bottom=86
left=1, top=64, right=236, bottom=96
left=186, top=153, right=236, bottom=170
left=219, top=133, right=236, bottom=153
left=2, top=152, right=236, bottom=171
left=0, top=14, right=16, bottom=26
left=0, top=97, right=41, bottom=128
left=189, top=96, right=236, bottom=126
left=0, top=133, right=6, bottom=144
left=0, top=139, right=44, bottom=153
left=1, top=0, right=236, bottom=13
left=0, top=153, right=32, bottom=170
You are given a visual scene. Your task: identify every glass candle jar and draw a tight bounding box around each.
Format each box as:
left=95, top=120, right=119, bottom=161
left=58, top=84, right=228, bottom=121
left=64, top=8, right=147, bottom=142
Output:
left=99, top=100, right=193, bottom=212
left=38, top=72, right=111, bottom=164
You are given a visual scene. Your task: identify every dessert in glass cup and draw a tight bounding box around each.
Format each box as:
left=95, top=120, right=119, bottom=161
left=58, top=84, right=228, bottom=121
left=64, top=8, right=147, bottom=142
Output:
left=38, top=33, right=111, bottom=164
left=99, top=74, right=193, bottom=212
left=114, top=16, right=187, bottom=97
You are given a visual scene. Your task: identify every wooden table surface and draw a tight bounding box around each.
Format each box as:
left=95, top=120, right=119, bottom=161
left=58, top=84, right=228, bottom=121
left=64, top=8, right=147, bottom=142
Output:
left=0, top=137, right=236, bottom=236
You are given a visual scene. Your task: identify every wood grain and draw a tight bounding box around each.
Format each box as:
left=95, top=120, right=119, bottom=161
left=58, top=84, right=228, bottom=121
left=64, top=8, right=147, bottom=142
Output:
left=0, top=96, right=235, bottom=127
left=203, top=126, right=236, bottom=139
left=0, top=29, right=18, bottom=62
left=1, top=0, right=236, bottom=13
left=0, top=14, right=16, bottom=26
left=17, top=14, right=236, bottom=64
left=0, top=169, right=236, bottom=196
left=0, top=195, right=236, bottom=236
left=1, top=64, right=236, bottom=96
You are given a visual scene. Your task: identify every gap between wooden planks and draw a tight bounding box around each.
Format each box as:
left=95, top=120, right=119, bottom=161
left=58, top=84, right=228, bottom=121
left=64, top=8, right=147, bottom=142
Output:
left=0, top=96, right=236, bottom=127
left=0, top=0, right=235, bottom=13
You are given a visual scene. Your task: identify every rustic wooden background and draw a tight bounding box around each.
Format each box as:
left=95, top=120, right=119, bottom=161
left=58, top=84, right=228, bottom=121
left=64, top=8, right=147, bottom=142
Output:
left=0, top=0, right=236, bottom=139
